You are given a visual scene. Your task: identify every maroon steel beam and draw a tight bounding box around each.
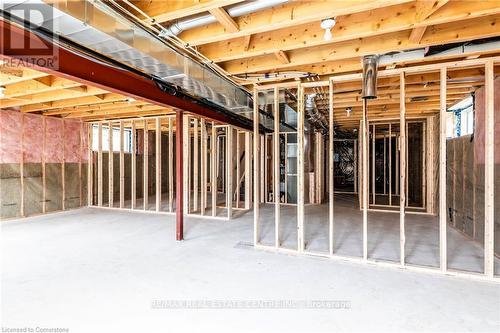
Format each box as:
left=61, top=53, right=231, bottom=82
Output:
left=176, top=111, right=184, bottom=241
left=0, top=20, right=252, bottom=131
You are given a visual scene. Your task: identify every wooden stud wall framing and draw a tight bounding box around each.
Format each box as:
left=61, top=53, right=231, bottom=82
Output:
left=328, top=80, right=334, bottom=255
left=484, top=61, right=495, bottom=277
left=399, top=72, right=406, bottom=266
left=143, top=119, right=149, bottom=210
left=108, top=121, right=113, bottom=208
left=439, top=67, right=447, bottom=272
left=119, top=121, right=124, bottom=208
left=273, top=87, right=280, bottom=247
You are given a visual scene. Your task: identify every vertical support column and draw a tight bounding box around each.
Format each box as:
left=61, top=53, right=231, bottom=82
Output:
left=42, top=118, right=47, bottom=212
left=245, top=132, right=252, bottom=210
left=439, top=67, right=447, bottom=272
left=226, top=127, right=233, bottom=219
left=389, top=124, right=392, bottom=206
left=260, top=134, right=265, bottom=204
left=329, top=80, right=334, bottom=255
left=119, top=121, right=124, bottom=208
left=297, top=84, right=305, bottom=253
left=372, top=124, right=375, bottom=205
left=20, top=115, right=24, bottom=217
left=97, top=122, right=103, bottom=207
left=354, top=139, right=357, bottom=194
left=362, top=99, right=369, bottom=261
left=201, top=118, right=207, bottom=215
left=168, top=117, right=173, bottom=212
left=183, top=115, right=190, bottom=214
left=79, top=121, right=83, bottom=207
left=400, top=72, right=406, bottom=266
left=156, top=117, right=161, bottom=212
left=176, top=111, right=184, bottom=241
left=88, top=123, right=93, bottom=207
left=484, top=61, right=494, bottom=277
left=193, top=119, right=199, bottom=212
left=131, top=121, right=137, bottom=210
left=383, top=133, right=386, bottom=195
left=236, top=132, right=241, bottom=208
left=211, top=122, right=217, bottom=217
left=61, top=121, right=65, bottom=211
left=143, top=119, right=148, bottom=210
left=108, top=121, right=113, bottom=208
left=253, top=87, right=260, bottom=245
left=273, top=87, right=280, bottom=248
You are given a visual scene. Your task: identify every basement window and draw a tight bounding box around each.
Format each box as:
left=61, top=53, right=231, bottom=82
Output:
left=446, top=96, right=474, bottom=138
left=91, top=125, right=132, bottom=153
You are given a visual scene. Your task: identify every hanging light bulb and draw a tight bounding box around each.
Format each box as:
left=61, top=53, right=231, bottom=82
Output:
left=321, top=18, right=336, bottom=41
left=346, top=107, right=352, bottom=117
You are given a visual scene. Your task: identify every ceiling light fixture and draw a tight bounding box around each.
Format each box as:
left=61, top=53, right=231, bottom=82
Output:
left=321, top=18, right=336, bottom=41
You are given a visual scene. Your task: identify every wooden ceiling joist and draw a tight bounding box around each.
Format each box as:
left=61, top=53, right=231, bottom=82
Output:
left=222, top=14, right=500, bottom=74
left=197, top=0, right=499, bottom=64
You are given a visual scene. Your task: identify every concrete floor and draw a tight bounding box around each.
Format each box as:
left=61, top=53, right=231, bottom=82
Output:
left=1, top=205, right=499, bottom=332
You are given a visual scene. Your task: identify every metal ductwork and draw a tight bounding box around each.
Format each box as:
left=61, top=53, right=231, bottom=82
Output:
left=304, top=94, right=328, bottom=132
left=362, top=55, right=379, bottom=100
left=1, top=0, right=266, bottom=124
left=162, top=0, right=289, bottom=36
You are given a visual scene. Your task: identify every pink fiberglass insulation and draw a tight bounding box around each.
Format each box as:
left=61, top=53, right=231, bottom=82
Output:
left=81, top=123, right=89, bottom=162
left=64, top=120, right=82, bottom=163
left=0, top=110, right=22, bottom=163
left=23, top=113, right=43, bottom=163
left=44, top=117, right=63, bottom=163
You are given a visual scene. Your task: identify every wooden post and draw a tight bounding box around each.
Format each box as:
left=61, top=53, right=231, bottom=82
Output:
left=97, top=122, right=103, bottom=207
left=389, top=123, right=392, bottom=206
left=354, top=139, right=357, bottom=194
left=383, top=133, right=386, bottom=195
left=260, top=134, right=264, bottom=204
left=226, top=127, right=233, bottom=219
left=439, top=67, right=447, bottom=272
left=201, top=118, right=207, bottom=215
left=131, top=121, right=136, bottom=209
left=372, top=124, right=375, bottom=204
left=193, top=119, right=199, bottom=212
left=155, top=117, right=161, bottom=212
left=400, top=72, right=406, bottom=266
left=119, top=121, right=124, bottom=208
left=79, top=121, right=83, bottom=207
left=168, top=117, right=173, bottom=212
left=484, top=61, right=494, bottom=277
left=42, top=118, right=47, bottom=212
left=143, top=119, right=148, bottom=210
left=211, top=122, right=217, bottom=217
left=274, top=87, right=280, bottom=247
left=183, top=115, right=189, bottom=214
left=236, top=132, right=241, bottom=208
left=253, top=87, right=260, bottom=245
left=108, top=121, right=113, bottom=208
left=20, top=115, right=24, bottom=217
left=297, top=84, right=305, bottom=252
left=176, top=111, right=184, bottom=241
left=362, top=99, right=368, bottom=260
left=87, top=123, right=93, bottom=207
left=61, top=120, right=65, bottom=211
left=245, top=132, right=252, bottom=209
left=329, top=80, right=334, bottom=255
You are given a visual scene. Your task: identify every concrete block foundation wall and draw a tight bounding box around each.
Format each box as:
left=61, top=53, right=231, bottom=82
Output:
left=0, top=110, right=88, bottom=220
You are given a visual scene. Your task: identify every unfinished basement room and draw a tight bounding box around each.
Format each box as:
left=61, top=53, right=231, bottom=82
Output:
left=1, top=0, right=499, bottom=332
